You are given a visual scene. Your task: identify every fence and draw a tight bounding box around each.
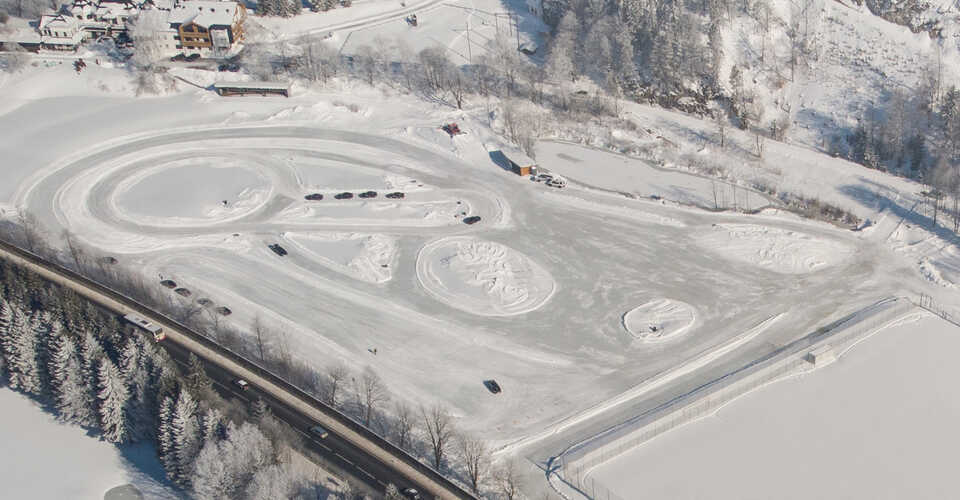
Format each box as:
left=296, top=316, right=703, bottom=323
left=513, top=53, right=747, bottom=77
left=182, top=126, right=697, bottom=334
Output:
left=556, top=297, right=914, bottom=500
left=0, top=238, right=477, bottom=500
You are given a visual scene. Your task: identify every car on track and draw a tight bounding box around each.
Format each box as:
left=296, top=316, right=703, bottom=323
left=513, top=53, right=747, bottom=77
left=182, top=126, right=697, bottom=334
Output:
left=463, top=215, right=481, bottom=225
left=170, top=54, right=186, bottom=62
left=385, top=192, right=405, bottom=199
left=309, top=425, right=329, bottom=439
left=401, top=487, right=421, bottom=499
left=358, top=191, right=378, bottom=199
left=185, top=53, right=201, bottom=62
left=483, top=379, right=502, bottom=394
left=268, top=244, right=288, bottom=256
left=334, top=192, right=354, bottom=200
left=534, top=173, right=553, bottom=183
left=234, top=379, right=250, bottom=390
left=305, top=193, right=324, bottom=200
left=546, top=178, right=566, bottom=188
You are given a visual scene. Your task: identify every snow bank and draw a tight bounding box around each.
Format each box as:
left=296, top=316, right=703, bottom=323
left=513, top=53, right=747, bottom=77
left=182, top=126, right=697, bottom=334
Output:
left=416, top=236, right=556, bottom=316
left=622, top=299, right=697, bottom=342
left=0, top=388, right=177, bottom=500
left=697, top=223, right=854, bottom=274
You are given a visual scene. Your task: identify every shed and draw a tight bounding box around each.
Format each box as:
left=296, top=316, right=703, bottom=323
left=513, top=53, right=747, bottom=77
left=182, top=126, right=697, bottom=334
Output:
left=500, top=147, right=537, bottom=177
left=805, top=344, right=836, bottom=367
left=212, top=81, right=290, bottom=97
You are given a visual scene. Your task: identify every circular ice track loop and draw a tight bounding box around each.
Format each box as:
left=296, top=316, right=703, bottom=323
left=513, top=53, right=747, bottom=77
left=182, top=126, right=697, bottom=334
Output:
left=416, top=236, right=556, bottom=316
left=622, top=299, right=697, bottom=342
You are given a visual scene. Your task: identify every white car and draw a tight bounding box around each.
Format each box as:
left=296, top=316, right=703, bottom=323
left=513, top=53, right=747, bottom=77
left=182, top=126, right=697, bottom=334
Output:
left=535, top=173, right=553, bottom=183
left=547, top=177, right=566, bottom=188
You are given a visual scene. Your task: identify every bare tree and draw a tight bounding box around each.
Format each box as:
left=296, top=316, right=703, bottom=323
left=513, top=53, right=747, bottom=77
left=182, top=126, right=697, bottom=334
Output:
left=17, top=209, right=41, bottom=252
left=457, top=433, right=490, bottom=494
left=494, top=459, right=523, bottom=500
left=61, top=229, right=87, bottom=272
left=354, top=367, right=389, bottom=427
left=420, top=404, right=454, bottom=469
left=325, top=363, right=349, bottom=408
left=251, top=315, right=267, bottom=362
left=393, top=401, right=414, bottom=450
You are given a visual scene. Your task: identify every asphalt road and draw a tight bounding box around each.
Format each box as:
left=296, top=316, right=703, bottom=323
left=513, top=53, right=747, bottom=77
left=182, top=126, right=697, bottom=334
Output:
left=159, top=337, right=430, bottom=498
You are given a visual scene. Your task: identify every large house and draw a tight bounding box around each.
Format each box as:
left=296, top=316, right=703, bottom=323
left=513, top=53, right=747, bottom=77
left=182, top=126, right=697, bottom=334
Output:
left=38, top=13, right=84, bottom=50
left=31, top=0, right=245, bottom=58
left=167, top=0, right=246, bottom=58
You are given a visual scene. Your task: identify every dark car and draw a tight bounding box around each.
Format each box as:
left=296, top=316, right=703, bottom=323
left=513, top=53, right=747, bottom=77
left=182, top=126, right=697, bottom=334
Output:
left=304, top=193, right=324, bottom=201
left=170, top=53, right=186, bottom=62
left=334, top=192, right=354, bottom=200
left=218, top=63, right=240, bottom=72
left=185, top=53, right=201, bottom=62
left=463, top=215, right=481, bottom=225
left=483, top=379, right=502, bottom=394
left=401, top=488, right=422, bottom=499
left=268, top=244, right=288, bottom=256
left=309, top=425, right=329, bottom=439
left=358, top=191, right=377, bottom=199
left=385, top=192, right=405, bottom=199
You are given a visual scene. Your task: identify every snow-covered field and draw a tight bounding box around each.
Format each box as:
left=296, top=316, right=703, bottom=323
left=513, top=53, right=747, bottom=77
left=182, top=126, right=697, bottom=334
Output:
left=696, top=223, right=856, bottom=275
left=622, top=299, right=697, bottom=342
left=588, top=313, right=960, bottom=500
left=0, top=388, right=178, bottom=500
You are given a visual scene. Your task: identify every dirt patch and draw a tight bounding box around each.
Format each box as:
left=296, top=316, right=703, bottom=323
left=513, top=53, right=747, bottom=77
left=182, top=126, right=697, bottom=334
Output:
left=174, top=287, right=191, bottom=297
left=160, top=279, right=177, bottom=289
left=215, top=306, right=232, bottom=316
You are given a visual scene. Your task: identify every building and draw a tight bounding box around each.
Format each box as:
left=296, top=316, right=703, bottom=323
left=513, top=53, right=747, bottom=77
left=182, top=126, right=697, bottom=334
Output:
left=503, top=147, right=538, bottom=176
left=38, top=13, right=84, bottom=50
left=212, top=81, right=290, bottom=97
left=168, top=0, right=246, bottom=58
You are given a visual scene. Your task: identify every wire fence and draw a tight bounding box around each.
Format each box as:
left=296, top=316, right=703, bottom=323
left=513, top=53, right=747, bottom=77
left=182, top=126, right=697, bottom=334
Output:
left=556, top=297, right=914, bottom=500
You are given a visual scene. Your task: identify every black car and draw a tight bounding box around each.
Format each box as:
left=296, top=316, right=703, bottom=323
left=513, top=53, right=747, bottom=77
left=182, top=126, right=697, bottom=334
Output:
left=463, top=215, right=481, bottom=225
left=483, top=379, right=502, bottom=394
left=268, top=244, right=288, bottom=256
left=218, top=63, right=240, bottom=72
left=334, top=192, right=354, bottom=200
left=185, top=53, right=201, bottom=62
left=170, top=53, right=186, bottom=62
left=358, top=191, right=377, bottom=199
left=385, top=192, right=405, bottom=199
left=304, top=193, right=324, bottom=201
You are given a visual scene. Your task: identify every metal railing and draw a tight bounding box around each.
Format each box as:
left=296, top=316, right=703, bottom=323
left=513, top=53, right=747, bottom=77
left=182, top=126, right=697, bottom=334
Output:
left=556, top=297, right=914, bottom=500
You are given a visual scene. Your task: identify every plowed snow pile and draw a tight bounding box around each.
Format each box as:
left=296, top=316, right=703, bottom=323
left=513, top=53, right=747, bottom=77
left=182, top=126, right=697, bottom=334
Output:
left=285, top=232, right=397, bottom=283
left=416, top=236, right=556, bottom=316
left=697, top=224, right=853, bottom=274
left=622, top=299, right=697, bottom=341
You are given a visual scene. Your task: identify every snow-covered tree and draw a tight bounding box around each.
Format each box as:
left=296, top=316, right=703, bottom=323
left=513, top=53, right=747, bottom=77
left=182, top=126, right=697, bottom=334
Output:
left=170, top=389, right=202, bottom=486
left=49, top=334, right=97, bottom=426
left=130, top=9, right=170, bottom=68
left=157, top=395, right=178, bottom=476
left=7, top=310, right=42, bottom=395
left=97, top=357, right=131, bottom=443
left=119, top=337, right=151, bottom=441
left=193, top=421, right=274, bottom=498
left=0, top=299, right=13, bottom=379
left=244, top=463, right=301, bottom=500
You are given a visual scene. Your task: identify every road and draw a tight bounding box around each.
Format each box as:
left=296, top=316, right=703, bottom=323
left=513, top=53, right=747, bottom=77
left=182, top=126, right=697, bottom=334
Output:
left=159, top=339, right=422, bottom=497
left=0, top=240, right=475, bottom=500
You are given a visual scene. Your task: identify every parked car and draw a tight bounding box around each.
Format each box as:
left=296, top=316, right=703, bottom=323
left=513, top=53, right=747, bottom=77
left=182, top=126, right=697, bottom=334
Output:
left=334, top=192, right=353, bottom=200
left=535, top=173, right=553, bottom=183
left=268, top=243, right=288, bottom=256
left=309, top=425, right=329, bottom=439
left=170, top=53, right=186, bottom=62
left=547, top=178, right=566, bottom=188
left=234, top=379, right=250, bottom=391
left=401, top=488, right=422, bottom=499
left=463, top=215, right=481, bottom=225
left=483, top=379, right=502, bottom=394
left=358, top=191, right=378, bottom=199
left=185, top=53, right=201, bottom=62
left=218, top=63, right=240, bottom=72
left=385, top=192, right=405, bottom=199
left=304, top=193, right=324, bottom=201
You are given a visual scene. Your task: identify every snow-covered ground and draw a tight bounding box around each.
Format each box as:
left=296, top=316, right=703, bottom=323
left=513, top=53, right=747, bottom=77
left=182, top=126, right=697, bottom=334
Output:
left=622, top=299, right=697, bottom=342
left=588, top=312, right=960, bottom=500
left=0, top=388, right=179, bottom=500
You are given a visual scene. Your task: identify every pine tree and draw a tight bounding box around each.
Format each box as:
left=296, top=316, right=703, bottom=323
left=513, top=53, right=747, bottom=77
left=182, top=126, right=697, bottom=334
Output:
left=249, top=398, right=269, bottom=423
left=0, top=299, right=13, bottom=379
left=285, top=0, right=301, bottom=17
left=200, top=407, right=225, bottom=447
left=49, top=335, right=97, bottom=426
left=79, top=331, right=105, bottom=415
left=170, top=390, right=202, bottom=486
left=158, top=395, right=178, bottom=477
left=185, top=353, right=213, bottom=396
left=97, top=357, right=131, bottom=443
left=118, top=337, right=150, bottom=441
left=8, top=310, right=42, bottom=395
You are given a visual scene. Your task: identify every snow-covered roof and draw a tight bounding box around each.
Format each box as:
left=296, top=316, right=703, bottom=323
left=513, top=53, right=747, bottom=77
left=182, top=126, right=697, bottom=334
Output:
left=39, top=13, right=80, bottom=30
left=169, top=1, right=238, bottom=27
left=212, top=81, right=290, bottom=91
